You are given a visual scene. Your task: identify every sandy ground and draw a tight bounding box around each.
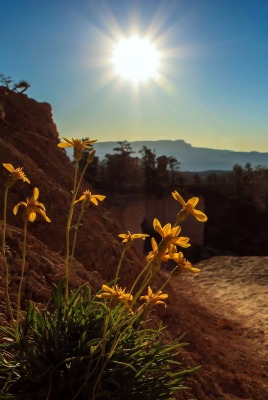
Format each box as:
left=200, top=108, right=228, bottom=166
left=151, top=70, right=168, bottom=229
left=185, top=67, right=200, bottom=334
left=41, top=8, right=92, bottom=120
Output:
left=186, top=256, right=268, bottom=353
left=165, top=256, right=268, bottom=399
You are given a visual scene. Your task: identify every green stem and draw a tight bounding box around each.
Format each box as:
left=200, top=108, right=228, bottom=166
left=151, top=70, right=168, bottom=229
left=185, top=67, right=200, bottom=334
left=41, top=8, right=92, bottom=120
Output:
left=175, top=209, right=187, bottom=226
left=75, top=160, right=90, bottom=199
left=65, top=161, right=79, bottom=300
left=130, top=238, right=169, bottom=305
left=92, top=307, right=141, bottom=399
left=16, top=219, right=27, bottom=339
left=70, top=207, right=84, bottom=262
left=157, top=267, right=178, bottom=293
left=114, top=245, right=130, bottom=283
left=65, top=158, right=90, bottom=300
left=2, top=187, right=15, bottom=327
left=129, top=260, right=151, bottom=296
left=131, top=268, right=153, bottom=306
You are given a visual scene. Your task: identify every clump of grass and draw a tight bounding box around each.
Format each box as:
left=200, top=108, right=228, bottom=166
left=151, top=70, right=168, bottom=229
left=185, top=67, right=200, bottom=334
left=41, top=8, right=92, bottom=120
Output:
left=0, top=137, right=207, bottom=399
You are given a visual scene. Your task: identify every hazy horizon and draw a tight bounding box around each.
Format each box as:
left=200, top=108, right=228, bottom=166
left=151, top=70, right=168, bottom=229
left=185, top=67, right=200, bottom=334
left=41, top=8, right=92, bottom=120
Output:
left=66, top=137, right=268, bottom=154
left=64, top=138, right=268, bottom=173
left=2, top=0, right=268, bottom=152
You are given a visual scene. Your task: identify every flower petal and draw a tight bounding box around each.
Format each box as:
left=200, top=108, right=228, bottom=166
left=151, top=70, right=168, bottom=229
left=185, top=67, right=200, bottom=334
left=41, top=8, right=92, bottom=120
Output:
left=74, top=194, right=85, bottom=204
left=172, top=237, right=191, bottom=248
left=151, top=237, right=158, bottom=252
left=96, top=293, right=111, bottom=299
left=132, top=234, right=149, bottom=240
left=171, top=191, right=185, bottom=206
left=187, top=197, right=199, bottom=208
left=153, top=218, right=163, bottom=237
left=118, top=234, right=128, bottom=239
left=102, top=285, right=114, bottom=294
left=35, top=201, right=46, bottom=211
left=191, top=209, right=208, bottom=222
left=90, top=197, right=98, bottom=206
left=28, top=212, right=36, bottom=222
left=92, top=194, right=106, bottom=201
left=33, top=187, right=39, bottom=201
left=13, top=202, right=26, bottom=215
left=162, top=223, right=171, bottom=238
left=3, top=163, right=14, bottom=173
left=170, top=225, right=181, bottom=237
left=58, top=142, right=73, bottom=148
left=157, top=293, right=168, bottom=300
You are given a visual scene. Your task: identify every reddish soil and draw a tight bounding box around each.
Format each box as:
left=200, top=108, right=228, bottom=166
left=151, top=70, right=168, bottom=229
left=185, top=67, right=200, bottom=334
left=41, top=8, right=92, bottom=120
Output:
left=165, top=272, right=268, bottom=400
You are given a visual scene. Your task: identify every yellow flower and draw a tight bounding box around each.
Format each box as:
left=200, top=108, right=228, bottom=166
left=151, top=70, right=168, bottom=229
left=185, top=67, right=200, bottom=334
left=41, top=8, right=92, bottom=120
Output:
left=146, top=237, right=193, bottom=273
left=97, top=284, right=133, bottom=301
left=140, top=286, right=168, bottom=308
left=3, top=163, right=30, bottom=187
left=172, top=191, right=208, bottom=222
left=146, top=237, right=171, bottom=262
left=96, top=285, right=133, bottom=311
left=74, top=190, right=106, bottom=208
left=119, top=231, right=149, bottom=244
left=58, top=137, right=97, bottom=161
left=13, top=187, right=51, bottom=223
left=153, top=218, right=190, bottom=247
left=166, top=251, right=201, bottom=273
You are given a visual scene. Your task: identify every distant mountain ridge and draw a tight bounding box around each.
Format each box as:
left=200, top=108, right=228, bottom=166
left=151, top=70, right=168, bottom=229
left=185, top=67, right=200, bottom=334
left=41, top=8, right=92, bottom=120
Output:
left=88, top=140, right=268, bottom=172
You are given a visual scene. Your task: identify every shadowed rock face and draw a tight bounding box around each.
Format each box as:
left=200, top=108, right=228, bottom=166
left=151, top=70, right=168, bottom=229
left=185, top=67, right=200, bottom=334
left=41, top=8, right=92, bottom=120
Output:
left=1, top=87, right=267, bottom=400
left=107, top=194, right=205, bottom=253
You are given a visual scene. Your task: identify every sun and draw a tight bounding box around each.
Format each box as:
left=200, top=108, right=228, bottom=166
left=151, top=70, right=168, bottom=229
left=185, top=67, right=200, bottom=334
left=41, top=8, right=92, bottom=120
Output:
left=112, top=36, right=160, bottom=84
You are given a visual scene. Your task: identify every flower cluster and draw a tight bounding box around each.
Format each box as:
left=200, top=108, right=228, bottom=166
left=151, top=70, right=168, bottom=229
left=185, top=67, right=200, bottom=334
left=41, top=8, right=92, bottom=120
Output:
left=143, top=192, right=207, bottom=275
left=114, top=191, right=207, bottom=312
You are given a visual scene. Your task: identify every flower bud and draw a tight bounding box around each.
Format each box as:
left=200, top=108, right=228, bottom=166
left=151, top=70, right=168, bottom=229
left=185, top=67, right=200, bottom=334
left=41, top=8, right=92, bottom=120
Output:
left=86, top=149, right=96, bottom=165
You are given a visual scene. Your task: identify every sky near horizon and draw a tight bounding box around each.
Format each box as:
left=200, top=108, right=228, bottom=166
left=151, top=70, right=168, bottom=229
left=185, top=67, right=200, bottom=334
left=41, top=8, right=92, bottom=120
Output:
left=1, top=0, right=268, bottom=151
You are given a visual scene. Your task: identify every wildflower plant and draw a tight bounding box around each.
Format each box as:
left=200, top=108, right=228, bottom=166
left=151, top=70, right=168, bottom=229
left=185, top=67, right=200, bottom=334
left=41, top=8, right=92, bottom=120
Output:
left=0, top=136, right=207, bottom=399
left=1, top=164, right=30, bottom=329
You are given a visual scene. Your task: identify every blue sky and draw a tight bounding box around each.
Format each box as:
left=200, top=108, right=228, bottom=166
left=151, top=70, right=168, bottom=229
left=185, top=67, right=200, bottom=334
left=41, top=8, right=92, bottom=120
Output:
left=1, top=0, right=268, bottom=151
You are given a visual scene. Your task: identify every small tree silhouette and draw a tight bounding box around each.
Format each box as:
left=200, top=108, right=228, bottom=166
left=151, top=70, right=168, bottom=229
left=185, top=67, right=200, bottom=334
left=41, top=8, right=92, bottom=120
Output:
left=139, top=146, right=157, bottom=193
left=113, top=140, right=135, bottom=157
left=13, top=80, right=30, bottom=94
left=0, top=73, right=13, bottom=89
left=168, top=156, right=180, bottom=186
left=0, top=74, right=30, bottom=94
